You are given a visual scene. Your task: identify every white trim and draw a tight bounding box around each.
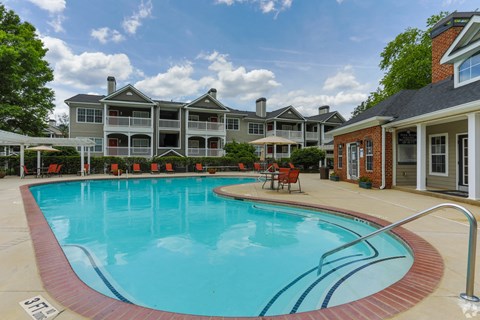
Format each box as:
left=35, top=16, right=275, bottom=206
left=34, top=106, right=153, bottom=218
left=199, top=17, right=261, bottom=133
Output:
left=456, top=132, right=468, bottom=191
left=428, top=133, right=449, bottom=177
left=416, top=124, right=426, bottom=190
left=248, top=122, right=265, bottom=135
left=440, top=16, right=480, bottom=65
left=330, top=116, right=393, bottom=136
left=226, top=118, right=240, bottom=131
left=468, top=113, right=480, bottom=199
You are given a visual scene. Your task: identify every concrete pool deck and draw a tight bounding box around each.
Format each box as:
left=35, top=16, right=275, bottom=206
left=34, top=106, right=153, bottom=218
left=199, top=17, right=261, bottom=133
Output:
left=1, top=172, right=479, bottom=319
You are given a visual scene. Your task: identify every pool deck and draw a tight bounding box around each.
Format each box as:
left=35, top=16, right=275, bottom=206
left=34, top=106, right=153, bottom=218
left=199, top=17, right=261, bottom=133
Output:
left=1, top=172, right=480, bottom=319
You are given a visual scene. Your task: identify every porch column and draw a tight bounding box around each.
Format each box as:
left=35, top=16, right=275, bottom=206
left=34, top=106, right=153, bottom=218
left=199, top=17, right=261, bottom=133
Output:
left=320, top=124, right=324, bottom=145
left=185, top=110, right=189, bottom=157
left=127, top=134, right=131, bottom=157
left=20, top=144, right=25, bottom=177
left=87, top=147, right=91, bottom=174
left=80, top=146, right=85, bottom=177
left=416, top=123, right=426, bottom=190
left=468, top=113, right=480, bottom=200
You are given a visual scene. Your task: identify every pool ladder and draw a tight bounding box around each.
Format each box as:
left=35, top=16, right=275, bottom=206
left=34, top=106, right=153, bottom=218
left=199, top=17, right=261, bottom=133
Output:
left=317, top=203, right=479, bottom=302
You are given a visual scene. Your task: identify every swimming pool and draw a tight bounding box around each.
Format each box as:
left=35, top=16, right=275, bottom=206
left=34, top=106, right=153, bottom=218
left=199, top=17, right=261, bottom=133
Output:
left=30, top=177, right=414, bottom=317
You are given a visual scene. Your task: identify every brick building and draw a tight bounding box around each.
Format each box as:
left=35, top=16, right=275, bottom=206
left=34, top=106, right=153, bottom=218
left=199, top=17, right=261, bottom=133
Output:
left=331, top=12, right=480, bottom=200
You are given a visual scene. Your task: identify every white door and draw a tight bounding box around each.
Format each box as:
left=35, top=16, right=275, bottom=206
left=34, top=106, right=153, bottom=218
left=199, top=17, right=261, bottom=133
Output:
left=348, top=143, right=359, bottom=180
left=458, top=134, right=468, bottom=192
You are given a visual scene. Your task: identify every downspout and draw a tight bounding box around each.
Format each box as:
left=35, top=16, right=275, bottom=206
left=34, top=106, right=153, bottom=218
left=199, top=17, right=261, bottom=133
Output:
left=380, top=126, right=386, bottom=189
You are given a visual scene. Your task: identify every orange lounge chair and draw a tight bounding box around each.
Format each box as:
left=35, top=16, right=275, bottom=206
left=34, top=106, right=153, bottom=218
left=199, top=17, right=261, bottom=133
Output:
left=165, top=163, right=175, bottom=173
left=21, top=165, right=35, bottom=178
left=238, top=163, right=247, bottom=172
left=54, top=164, right=63, bottom=177
left=133, top=163, right=141, bottom=174
left=151, top=163, right=160, bottom=174
left=253, top=162, right=261, bottom=172
left=110, top=163, right=118, bottom=174
left=288, top=162, right=295, bottom=169
left=195, top=163, right=205, bottom=172
left=277, top=168, right=301, bottom=193
left=46, top=164, right=58, bottom=176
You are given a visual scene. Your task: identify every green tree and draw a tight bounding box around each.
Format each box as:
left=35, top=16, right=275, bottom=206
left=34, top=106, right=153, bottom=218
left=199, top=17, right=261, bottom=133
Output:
left=56, top=112, right=69, bottom=137
left=224, top=140, right=256, bottom=162
left=290, top=147, right=325, bottom=169
left=0, top=5, right=55, bottom=135
left=352, top=12, right=448, bottom=117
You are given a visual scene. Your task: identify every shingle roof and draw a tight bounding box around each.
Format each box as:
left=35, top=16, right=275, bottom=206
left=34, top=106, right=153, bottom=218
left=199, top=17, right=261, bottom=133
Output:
left=65, top=94, right=104, bottom=104
left=306, top=111, right=340, bottom=122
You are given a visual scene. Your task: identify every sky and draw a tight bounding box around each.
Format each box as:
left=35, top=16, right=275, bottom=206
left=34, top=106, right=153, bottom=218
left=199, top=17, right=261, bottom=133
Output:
left=3, top=0, right=478, bottom=120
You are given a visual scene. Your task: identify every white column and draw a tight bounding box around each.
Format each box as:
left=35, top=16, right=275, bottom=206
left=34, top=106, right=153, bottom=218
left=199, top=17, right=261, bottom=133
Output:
left=20, top=145, right=25, bottom=177
left=87, top=147, right=91, bottom=174
left=36, top=151, right=41, bottom=176
left=468, top=113, right=480, bottom=200
left=185, top=110, right=189, bottom=157
left=80, top=146, right=85, bottom=177
left=416, top=123, right=426, bottom=190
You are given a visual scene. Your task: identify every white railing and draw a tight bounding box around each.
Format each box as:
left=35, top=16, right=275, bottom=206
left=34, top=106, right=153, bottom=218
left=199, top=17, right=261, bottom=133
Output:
left=188, top=148, right=224, bottom=157
left=106, top=116, right=151, bottom=128
left=266, top=130, right=303, bottom=141
left=188, top=121, right=225, bottom=132
left=106, top=147, right=151, bottom=156
left=159, top=119, right=181, bottom=129
left=306, top=131, right=320, bottom=140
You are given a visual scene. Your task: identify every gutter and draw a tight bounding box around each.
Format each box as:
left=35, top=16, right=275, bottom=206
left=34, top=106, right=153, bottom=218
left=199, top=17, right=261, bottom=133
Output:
left=380, top=126, right=386, bottom=190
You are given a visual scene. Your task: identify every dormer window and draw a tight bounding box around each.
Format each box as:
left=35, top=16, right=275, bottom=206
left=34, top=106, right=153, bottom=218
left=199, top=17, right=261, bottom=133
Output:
left=459, top=51, right=480, bottom=83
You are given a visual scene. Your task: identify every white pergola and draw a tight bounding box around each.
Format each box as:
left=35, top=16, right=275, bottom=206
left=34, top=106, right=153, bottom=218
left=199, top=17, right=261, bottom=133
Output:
left=0, top=129, right=96, bottom=177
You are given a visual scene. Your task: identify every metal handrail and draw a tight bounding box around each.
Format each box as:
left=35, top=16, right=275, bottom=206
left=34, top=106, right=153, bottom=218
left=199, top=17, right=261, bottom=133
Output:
left=317, top=203, right=479, bottom=302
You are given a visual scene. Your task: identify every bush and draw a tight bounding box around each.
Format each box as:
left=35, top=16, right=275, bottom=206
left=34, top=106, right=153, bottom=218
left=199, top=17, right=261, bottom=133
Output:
left=290, top=147, right=325, bottom=170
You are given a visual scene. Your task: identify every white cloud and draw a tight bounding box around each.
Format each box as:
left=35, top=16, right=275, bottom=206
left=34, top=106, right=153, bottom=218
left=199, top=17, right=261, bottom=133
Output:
left=322, top=66, right=367, bottom=91
left=215, top=0, right=292, bottom=16
left=442, top=0, right=465, bottom=5
left=26, top=0, right=65, bottom=13
left=123, top=0, right=153, bottom=35
left=42, top=36, right=134, bottom=90
left=47, top=13, right=65, bottom=33
left=91, top=27, right=125, bottom=44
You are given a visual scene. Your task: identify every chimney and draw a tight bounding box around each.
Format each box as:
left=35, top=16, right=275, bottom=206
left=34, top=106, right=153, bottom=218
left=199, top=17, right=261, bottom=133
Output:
left=430, top=12, right=474, bottom=83
left=107, top=76, right=116, bottom=94
left=48, top=119, right=56, bottom=126
left=256, top=97, right=267, bottom=118
left=318, top=105, right=330, bottom=115
left=208, top=88, right=217, bottom=99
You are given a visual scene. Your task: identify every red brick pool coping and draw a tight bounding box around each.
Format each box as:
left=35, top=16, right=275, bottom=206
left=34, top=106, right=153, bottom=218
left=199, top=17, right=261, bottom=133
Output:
left=21, top=180, right=444, bottom=320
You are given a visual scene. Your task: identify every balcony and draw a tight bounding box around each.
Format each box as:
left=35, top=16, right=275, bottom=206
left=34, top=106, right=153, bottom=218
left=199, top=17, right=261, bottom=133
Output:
left=159, top=119, right=181, bottom=130
left=306, top=131, right=320, bottom=141
left=105, top=116, right=152, bottom=133
left=266, top=130, right=303, bottom=142
left=106, top=147, right=152, bottom=157
left=323, top=132, right=334, bottom=144
left=188, top=121, right=225, bottom=135
left=188, top=148, right=224, bottom=157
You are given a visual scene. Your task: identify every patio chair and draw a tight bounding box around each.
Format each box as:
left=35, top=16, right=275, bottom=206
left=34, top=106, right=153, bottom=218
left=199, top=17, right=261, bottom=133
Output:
left=288, top=162, right=295, bottom=169
left=151, top=163, right=160, bottom=174
left=46, top=164, right=58, bottom=176
left=277, top=168, right=301, bottom=193
left=54, top=164, right=63, bottom=177
left=133, top=163, right=141, bottom=174
left=195, top=163, right=205, bottom=172
left=110, top=164, right=118, bottom=174
left=267, top=162, right=279, bottom=172
left=21, top=165, right=35, bottom=178
left=253, top=162, right=261, bottom=172
left=78, top=163, right=90, bottom=175
left=262, top=167, right=290, bottom=189
left=165, top=163, right=175, bottom=173
left=238, top=163, right=247, bottom=172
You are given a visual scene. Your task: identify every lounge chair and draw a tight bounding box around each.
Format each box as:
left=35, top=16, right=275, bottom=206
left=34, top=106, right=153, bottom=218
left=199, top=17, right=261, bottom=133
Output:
left=262, top=167, right=290, bottom=189
left=267, top=162, right=279, bottom=172
left=165, top=163, right=175, bottom=173
left=288, top=162, right=295, bottom=169
left=151, top=163, right=160, bottom=174
left=110, top=164, right=118, bottom=174
left=277, top=168, right=301, bottom=193
left=54, top=164, right=63, bottom=177
left=78, top=163, right=90, bottom=175
left=21, top=165, right=35, bottom=178
left=253, top=162, right=261, bottom=172
left=46, top=164, right=58, bottom=176
left=195, top=163, right=205, bottom=172
left=238, top=163, right=247, bottom=172
left=133, top=163, right=141, bottom=174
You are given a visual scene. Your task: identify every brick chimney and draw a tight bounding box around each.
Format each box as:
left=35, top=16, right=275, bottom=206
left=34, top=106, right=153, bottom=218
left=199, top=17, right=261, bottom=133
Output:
left=430, top=13, right=475, bottom=83
left=256, top=97, right=267, bottom=118
left=107, top=76, right=116, bottom=94
left=208, top=88, right=217, bottom=99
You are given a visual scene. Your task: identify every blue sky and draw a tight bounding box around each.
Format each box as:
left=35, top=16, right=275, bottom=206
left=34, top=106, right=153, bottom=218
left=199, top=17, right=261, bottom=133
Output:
left=4, top=0, right=477, bottom=119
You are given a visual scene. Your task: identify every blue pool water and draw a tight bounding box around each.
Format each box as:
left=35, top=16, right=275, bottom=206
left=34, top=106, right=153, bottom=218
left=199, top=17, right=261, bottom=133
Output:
left=31, top=177, right=413, bottom=317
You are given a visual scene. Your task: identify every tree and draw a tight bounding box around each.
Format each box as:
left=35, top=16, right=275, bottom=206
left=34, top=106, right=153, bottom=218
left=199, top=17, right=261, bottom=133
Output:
left=224, top=140, right=257, bottom=162
left=0, top=5, right=55, bottom=135
left=56, top=112, right=69, bottom=137
left=351, top=12, right=448, bottom=117
left=290, top=147, right=325, bottom=169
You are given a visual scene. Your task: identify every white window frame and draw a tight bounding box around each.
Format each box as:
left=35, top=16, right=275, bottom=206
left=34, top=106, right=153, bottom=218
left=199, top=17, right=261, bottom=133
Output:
left=248, top=122, right=264, bottom=135
left=337, top=144, right=343, bottom=169
left=226, top=118, right=239, bottom=131
left=365, top=139, right=373, bottom=171
left=77, top=108, right=103, bottom=124
left=133, top=111, right=149, bottom=118
left=429, top=133, right=448, bottom=177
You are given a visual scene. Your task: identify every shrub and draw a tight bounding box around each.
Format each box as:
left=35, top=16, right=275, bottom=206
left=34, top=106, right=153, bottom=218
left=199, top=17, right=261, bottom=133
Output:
left=290, top=147, right=325, bottom=170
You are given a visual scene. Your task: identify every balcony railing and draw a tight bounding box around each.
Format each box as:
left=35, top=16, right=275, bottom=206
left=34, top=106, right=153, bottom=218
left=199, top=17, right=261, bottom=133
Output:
left=323, top=132, right=333, bottom=143
left=266, top=130, right=303, bottom=141
left=188, top=121, right=225, bottom=133
left=159, top=119, right=181, bottom=130
left=106, top=116, right=152, bottom=128
left=188, top=148, right=224, bottom=157
left=306, top=131, right=320, bottom=140
left=106, top=147, right=151, bottom=156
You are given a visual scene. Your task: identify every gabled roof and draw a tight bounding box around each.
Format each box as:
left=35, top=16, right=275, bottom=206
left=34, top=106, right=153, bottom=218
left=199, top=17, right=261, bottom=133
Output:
left=100, top=84, right=155, bottom=105
left=266, top=105, right=305, bottom=121
left=440, top=14, right=480, bottom=64
left=184, top=92, right=230, bottom=111
left=65, top=94, right=104, bottom=104
left=306, top=111, right=346, bottom=123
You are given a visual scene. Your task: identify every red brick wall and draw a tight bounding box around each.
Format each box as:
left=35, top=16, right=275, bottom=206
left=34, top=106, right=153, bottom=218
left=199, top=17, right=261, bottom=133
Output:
left=431, top=26, right=463, bottom=83
left=333, top=126, right=392, bottom=189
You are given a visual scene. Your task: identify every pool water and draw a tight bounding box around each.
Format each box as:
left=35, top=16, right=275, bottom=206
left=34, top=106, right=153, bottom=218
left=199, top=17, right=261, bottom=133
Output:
left=31, top=177, right=413, bottom=317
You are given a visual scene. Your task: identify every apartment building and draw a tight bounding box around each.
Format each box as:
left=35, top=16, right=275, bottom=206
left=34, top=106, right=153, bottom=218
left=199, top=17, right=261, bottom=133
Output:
left=65, top=77, right=345, bottom=161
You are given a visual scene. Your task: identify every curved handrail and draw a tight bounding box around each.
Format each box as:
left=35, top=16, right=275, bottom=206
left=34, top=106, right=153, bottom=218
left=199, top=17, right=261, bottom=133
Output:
left=317, top=203, right=479, bottom=302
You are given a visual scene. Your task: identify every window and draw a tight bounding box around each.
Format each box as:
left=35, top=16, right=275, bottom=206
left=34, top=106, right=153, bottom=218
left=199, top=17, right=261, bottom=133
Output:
left=77, top=137, right=103, bottom=153
left=248, top=123, right=264, bottom=135
left=459, top=52, right=480, bottom=83
left=226, top=118, right=239, bottom=130
left=365, top=139, right=373, bottom=171
left=337, top=144, right=343, bottom=169
left=132, top=138, right=149, bottom=148
left=430, top=134, right=448, bottom=176
left=77, top=108, right=102, bottom=123
left=133, top=111, right=149, bottom=118
left=397, top=131, right=416, bottom=164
